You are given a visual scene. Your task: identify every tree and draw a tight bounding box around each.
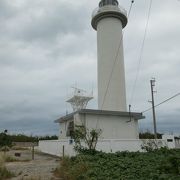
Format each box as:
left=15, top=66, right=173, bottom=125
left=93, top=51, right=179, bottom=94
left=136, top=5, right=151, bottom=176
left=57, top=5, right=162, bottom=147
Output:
left=73, top=125, right=102, bottom=152
left=0, top=130, right=12, bottom=153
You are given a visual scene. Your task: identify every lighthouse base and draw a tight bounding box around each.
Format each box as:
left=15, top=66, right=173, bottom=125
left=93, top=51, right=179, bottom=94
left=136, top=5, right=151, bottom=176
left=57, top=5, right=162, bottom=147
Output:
left=55, top=109, right=145, bottom=140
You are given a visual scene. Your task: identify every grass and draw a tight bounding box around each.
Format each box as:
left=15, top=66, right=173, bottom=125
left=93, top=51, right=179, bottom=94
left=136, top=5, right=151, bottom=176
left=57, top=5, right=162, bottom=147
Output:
left=11, top=146, right=29, bottom=150
left=0, top=153, right=15, bottom=179
left=0, top=151, right=18, bottom=162
left=0, top=166, right=14, bottom=179
left=20, top=176, right=42, bottom=180
left=54, top=156, right=89, bottom=180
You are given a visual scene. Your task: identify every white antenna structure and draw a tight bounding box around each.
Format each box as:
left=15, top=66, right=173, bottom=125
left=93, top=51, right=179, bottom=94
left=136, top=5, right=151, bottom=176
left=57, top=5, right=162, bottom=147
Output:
left=67, top=87, right=93, bottom=112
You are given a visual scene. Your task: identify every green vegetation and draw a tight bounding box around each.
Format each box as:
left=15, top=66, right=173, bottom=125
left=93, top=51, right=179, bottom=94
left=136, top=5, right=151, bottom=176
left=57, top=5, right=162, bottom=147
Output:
left=73, top=126, right=102, bottom=152
left=3, top=155, right=17, bottom=162
left=139, top=131, right=162, bottom=139
left=0, top=131, right=58, bottom=144
left=20, top=176, right=41, bottom=180
left=55, top=156, right=89, bottom=180
left=0, top=166, right=14, bottom=179
left=0, top=153, right=14, bottom=179
left=0, top=131, right=12, bottom=149
left=9, top=134, right=58, bottom=142
left=56, top=148, right=180, bottom=180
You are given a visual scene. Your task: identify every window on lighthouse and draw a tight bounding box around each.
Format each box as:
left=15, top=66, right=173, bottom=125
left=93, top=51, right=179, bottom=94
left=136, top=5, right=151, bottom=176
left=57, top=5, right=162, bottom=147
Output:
left=99, top=0, right=119, bottom=7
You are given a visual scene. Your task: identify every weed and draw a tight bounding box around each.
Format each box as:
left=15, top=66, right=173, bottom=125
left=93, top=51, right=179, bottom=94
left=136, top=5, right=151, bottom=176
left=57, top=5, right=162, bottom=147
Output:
left=55, top=156, right=89, bottom=180
left=12, top=146, right=29, bottom=150
left=20, top=176, right=41, bottom=180
left=0, top=155, right=14, bottom=179
left=0, top=166, right=15, bottom=179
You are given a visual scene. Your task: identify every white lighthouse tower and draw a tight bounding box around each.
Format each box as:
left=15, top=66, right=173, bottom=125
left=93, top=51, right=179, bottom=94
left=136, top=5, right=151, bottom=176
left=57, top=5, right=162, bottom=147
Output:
left=39, top=0, right=145, bottom=157
left=54, top=0, right=144, bottom=144
left=92, top=0, right=127, bottom=111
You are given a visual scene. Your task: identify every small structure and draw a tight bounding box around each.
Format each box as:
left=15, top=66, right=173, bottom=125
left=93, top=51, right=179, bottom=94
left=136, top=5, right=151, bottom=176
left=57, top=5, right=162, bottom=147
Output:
left=66, top=87, right=93, bottom=112
left=162, top=135, right=180, bottom=149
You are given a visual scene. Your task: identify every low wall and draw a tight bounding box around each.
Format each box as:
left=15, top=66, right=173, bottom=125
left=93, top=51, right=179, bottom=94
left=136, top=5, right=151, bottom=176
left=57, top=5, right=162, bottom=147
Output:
left=13, top=142, right=38, bottom=147
left=39, top=139, right=166, bottom=157
left=175, top=139, right=180, bottom=149
left=38, top=140, right=76, bottom=157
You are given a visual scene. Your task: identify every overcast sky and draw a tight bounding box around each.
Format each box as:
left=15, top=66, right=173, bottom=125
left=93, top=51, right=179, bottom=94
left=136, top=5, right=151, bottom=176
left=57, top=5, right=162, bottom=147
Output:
left=0, top=0, right=180, bottom=136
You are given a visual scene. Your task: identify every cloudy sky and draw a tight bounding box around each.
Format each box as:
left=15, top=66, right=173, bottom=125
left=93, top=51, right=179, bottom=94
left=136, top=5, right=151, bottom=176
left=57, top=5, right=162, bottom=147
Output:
left=0, top=0, right=180, bottom=136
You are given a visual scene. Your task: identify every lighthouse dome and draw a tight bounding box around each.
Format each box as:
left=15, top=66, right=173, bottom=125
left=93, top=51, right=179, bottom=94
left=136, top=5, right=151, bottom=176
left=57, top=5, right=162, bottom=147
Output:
left=99, top=0, right=119, bottom=7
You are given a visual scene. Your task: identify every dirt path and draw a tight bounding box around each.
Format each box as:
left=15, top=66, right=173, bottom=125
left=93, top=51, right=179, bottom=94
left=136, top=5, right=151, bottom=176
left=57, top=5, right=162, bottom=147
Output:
left=5, top=149, right=61, bottom=180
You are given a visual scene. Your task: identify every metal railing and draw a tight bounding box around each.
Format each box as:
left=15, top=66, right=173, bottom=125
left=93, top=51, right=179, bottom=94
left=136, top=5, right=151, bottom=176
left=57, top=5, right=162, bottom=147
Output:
left=92, top=5, right=127, bottom=19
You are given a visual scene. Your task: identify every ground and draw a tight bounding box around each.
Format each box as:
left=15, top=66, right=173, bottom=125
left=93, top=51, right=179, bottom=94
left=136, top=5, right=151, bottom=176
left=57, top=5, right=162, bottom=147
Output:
left=5, top=149, right=60, bottom=180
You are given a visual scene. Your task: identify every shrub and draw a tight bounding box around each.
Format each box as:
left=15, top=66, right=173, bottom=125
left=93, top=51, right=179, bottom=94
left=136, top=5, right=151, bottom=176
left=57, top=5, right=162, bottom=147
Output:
left=55, top=149, right=180, bottom=180
left=141, top=139, right=164, bottom=152
left=73, top=126, right=102, bottom=153
left=0, top=166, right=14, bottom=179
left=55, top=156, right=89, bottom=180
left=0, top=155, right=14, bottom=179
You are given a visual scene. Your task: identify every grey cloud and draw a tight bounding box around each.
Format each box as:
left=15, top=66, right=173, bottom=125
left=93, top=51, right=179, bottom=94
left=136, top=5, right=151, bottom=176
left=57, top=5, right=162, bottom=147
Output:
left=0, top=0, right=179, bottom=135
left=0, top=1, right=90, bottom=44
left=0, top=0, right=18, bottom=19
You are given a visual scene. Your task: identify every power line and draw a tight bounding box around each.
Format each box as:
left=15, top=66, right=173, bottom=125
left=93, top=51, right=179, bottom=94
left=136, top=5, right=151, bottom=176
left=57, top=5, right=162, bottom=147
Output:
left=128, top=1, right=135, bottom=18
left=129, top=0, right=153, bottom=106
left=142, top=92, right=180, bottom=113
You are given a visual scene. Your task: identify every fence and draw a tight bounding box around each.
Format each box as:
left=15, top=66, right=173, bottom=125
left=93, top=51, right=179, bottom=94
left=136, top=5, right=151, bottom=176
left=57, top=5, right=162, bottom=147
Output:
left=38, top=139, right=167, bottom=157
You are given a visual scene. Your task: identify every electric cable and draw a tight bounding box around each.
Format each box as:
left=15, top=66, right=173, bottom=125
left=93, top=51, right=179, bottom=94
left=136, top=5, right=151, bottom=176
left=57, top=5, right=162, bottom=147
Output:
left=129, top=0, right=153, bottom=107
left=100, top=0, right=135, bottom=111
left=128, top=1, right=135, bottom=18
left=142, top=92, right=180, bottom=113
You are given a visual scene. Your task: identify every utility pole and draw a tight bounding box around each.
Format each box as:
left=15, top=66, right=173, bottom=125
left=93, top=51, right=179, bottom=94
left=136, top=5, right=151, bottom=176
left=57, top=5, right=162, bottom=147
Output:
left=150, top=78, right=157, bottom=139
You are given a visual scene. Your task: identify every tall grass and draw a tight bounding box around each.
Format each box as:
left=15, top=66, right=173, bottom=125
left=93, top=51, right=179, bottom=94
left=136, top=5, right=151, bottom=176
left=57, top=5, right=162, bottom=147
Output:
left=20, top=176, right=41, bottom=180
left=54, top=156, right=89, bottom=180
left=0, top=152, right=14, bottom=179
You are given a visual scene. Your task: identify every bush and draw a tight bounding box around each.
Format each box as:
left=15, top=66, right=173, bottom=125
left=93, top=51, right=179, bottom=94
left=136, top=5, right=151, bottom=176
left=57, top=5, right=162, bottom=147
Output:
left=0, top=166, right=14, bottom=179
left=4, top=155, right=17, bottom=162
left=0, top=132, right=12, bottom=148
left=56, top=149, right=180, bottom=180
left=55, top=156, right=89, bottom=180
left=141, top=139, right=164, bottom=152
left=0, top=155, right=14, bottom=179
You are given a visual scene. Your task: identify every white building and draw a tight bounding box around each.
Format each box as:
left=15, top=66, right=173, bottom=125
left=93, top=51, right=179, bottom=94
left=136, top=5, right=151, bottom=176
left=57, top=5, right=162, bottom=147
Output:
left=55, top=109, right=144, bottom=140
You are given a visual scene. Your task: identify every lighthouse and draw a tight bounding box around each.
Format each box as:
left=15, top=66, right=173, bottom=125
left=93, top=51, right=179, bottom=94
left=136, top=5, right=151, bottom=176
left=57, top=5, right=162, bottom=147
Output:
left=39, top=0, right=146, bottom=156
left=92, top=0, right=127, bottom=112
left=54, top=0, right=144, bottom=143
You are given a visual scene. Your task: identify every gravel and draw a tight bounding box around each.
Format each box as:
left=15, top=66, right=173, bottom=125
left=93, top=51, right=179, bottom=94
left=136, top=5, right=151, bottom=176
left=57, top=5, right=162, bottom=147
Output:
left=5, top=150, right=61, bottom=180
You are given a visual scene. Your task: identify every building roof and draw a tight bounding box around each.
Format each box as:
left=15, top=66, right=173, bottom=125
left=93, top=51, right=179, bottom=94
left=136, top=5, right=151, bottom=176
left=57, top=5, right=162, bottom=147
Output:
left=54, top=109, right=145, bottom=123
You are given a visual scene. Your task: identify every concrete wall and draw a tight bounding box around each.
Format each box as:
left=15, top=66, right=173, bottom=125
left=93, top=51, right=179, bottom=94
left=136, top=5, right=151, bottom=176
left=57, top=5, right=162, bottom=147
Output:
left=13, top=142, right=38, bottom=147
left=59, top=117, right=73, bottom=139
left=162, top=135, right=180, bottom=149
left=38, top=140, right=76, bottom=157
left=39, top=139, right=166, bottom=157
left=175, top=138, right=180, bottom=149
left=76, top=113, right=139, bottom=139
